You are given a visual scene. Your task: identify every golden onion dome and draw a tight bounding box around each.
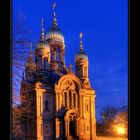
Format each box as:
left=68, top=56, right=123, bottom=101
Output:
left=36, top=40, right=50, bottom=52
left=35, top=41, right=50, bottom=59
left=75, top=51, right=88, bottom=62
left=46, top=3, right=64, bottom=43
left=46, top=27, right=64, bottom=43
left=75, top=32, right=88, bottom=62
left=35, top=18, right=50, bottom=52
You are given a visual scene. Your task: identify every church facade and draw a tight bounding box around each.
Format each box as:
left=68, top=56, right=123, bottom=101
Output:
left=20, top=3, right=96, bottom=140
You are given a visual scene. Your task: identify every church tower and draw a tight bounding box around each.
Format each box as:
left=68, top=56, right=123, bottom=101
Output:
left=75, top=32, right=91, bottom=89
left=35, top=19, right=50, bottom=71
left=46, top=2, right=65, bottom=71
left=75, top=32, right=88, bottom=80
left=20, top=2, right=96, bottom=140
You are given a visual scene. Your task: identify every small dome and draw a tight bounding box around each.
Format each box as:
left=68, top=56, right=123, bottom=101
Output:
left=36, top=40, right=50, bottom=52
left=75, top=51, right=88, bottom=62
left=46, top=27, right=64, bottom=43
left=35, top=41, right=50, bottom=59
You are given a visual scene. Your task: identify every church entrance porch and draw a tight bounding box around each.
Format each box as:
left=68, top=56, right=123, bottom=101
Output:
left=64, top=109, right=79, bottom=140
left=69, top=120, right=76, bottom=137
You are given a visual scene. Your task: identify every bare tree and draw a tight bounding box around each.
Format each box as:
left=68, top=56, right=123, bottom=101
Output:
left=97, top=106, right=128, bottom=137
left=100, top=106, right=119, bottom=124
left=12, top=13, right=32, bottom=106
left=12, top=12, right=33, bottom=140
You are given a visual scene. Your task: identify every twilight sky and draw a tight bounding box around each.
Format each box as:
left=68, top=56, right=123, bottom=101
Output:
left=13, top=0, right=128, bottom=119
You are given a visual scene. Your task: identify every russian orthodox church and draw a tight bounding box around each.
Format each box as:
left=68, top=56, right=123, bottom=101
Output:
left=20, top=2, right=96, bottom=140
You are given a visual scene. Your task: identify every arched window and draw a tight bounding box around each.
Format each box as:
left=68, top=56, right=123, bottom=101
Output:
left=44, top=57, right=48, bottom=69
left=63, top=92, right=66, bottom=107
left=45, top=100, right=49, bottom=111
left=56, top=47, right=60, bottom=62
left=51, top=52, right=54, bottom=61
left=84, top=66, right=87, bottom=77
left=73, top=93, right=76, bottom=107
left=69, top=90, right=72, bottom=108
left=85, top=104, right=89, bottom=112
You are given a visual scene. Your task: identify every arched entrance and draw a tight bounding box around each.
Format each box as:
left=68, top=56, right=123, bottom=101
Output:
left=69, top=119, right=76, bottom=137
left=65, top=109, right=78, bottom=139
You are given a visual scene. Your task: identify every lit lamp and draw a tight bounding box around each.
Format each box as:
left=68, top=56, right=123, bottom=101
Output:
left=116, top=126, right=125, bottom=139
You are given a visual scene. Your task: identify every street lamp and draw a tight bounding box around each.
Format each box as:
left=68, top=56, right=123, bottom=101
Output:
left=116, top=126, right=125, bottom=139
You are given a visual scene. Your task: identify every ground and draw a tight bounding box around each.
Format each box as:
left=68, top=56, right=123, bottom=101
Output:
left=96, top=137, right=128, bottom=140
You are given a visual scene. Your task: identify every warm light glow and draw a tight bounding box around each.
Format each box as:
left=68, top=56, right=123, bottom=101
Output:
left=116, top=126, right=125, bottom=135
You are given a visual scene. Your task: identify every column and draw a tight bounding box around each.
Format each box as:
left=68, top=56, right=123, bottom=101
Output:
left=67, top=120, right=69, bottom=136
left=72, top=93, right=73, bottom=107
left=67, top=92, right=69, bottom=109
left=90, top=97, right=93, bottom=119
left=56, top=93, right=58, bottom=115
left=62, top=92, right=64, bottom=106
left=76, top=120, right=79, bottom=136
left=61, top=93, right=63, bottom=107
left=76, top=95, right=78, bottom=109
left=82, top=96, right=84, bottom=117
left=79, top=95, right=82, bottom=117
left=65, top=120, right=69, bottom=137
left=58, top=93, right=60, bottom=110
left=65, top=121, right=67, bottom=136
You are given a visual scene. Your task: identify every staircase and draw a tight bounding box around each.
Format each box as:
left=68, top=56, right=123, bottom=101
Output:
left=67, top=136, right=78, bottom=140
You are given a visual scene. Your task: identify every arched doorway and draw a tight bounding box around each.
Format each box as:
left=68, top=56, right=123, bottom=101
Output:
left=69, top=119, right=76, bottom=137
left=65, top=109, right=78, bottom=139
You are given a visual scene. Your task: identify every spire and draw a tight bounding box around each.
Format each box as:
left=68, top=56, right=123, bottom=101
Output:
left=80, top=32, right=83, bottom=52
left=41, top=18, right=45, bottom=41
left=52, top=2, right=57, bottom=28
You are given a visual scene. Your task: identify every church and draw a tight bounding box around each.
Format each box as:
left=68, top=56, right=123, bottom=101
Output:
left=20, top=2, right=96, bottom=140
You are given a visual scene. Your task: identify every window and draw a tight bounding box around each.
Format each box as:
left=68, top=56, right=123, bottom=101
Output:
left=51, top=53, right=54, bottom=61
left=45, top=100, right=49, bottom=111
left=84, top=67, right=87, bottom=77
left=69, top=91, right=72, bottom=108
left=64, top=92, right=67, bottom=107
left=73, top=93, right=76, bottom=107
left=85, top=104, right=89, bottom=112
left=56, top=47, right=60, bottom=61
left=44, top=57, right=48, bottom=68
left=46, top=126, right=49, bottom=133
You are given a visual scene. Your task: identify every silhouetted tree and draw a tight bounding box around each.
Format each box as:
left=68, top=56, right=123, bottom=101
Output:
left=96, top=106, right=128, bottom=137
left=12, top=12, right=33, bottom=140
left=12, top=12, right=32, bottom=106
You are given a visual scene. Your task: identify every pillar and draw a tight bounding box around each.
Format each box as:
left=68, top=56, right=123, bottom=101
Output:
left=82, top=96, right=84, bottom=117
left=79, top=95, right=82, bottom=117
left=67, top=120, right=69, bottom=136
left=56, top=93, right=58, bottom=115
left=75, top=94, right=77, bottom=109
left=72, top=93, right=74, bottom=107
left=67, top=92, right=69, bottom=109
left=76, top=120, right=79, bottom=136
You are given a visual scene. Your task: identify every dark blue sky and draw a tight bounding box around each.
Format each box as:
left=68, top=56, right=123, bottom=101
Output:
left=13, top=0, right=128, bottom=119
